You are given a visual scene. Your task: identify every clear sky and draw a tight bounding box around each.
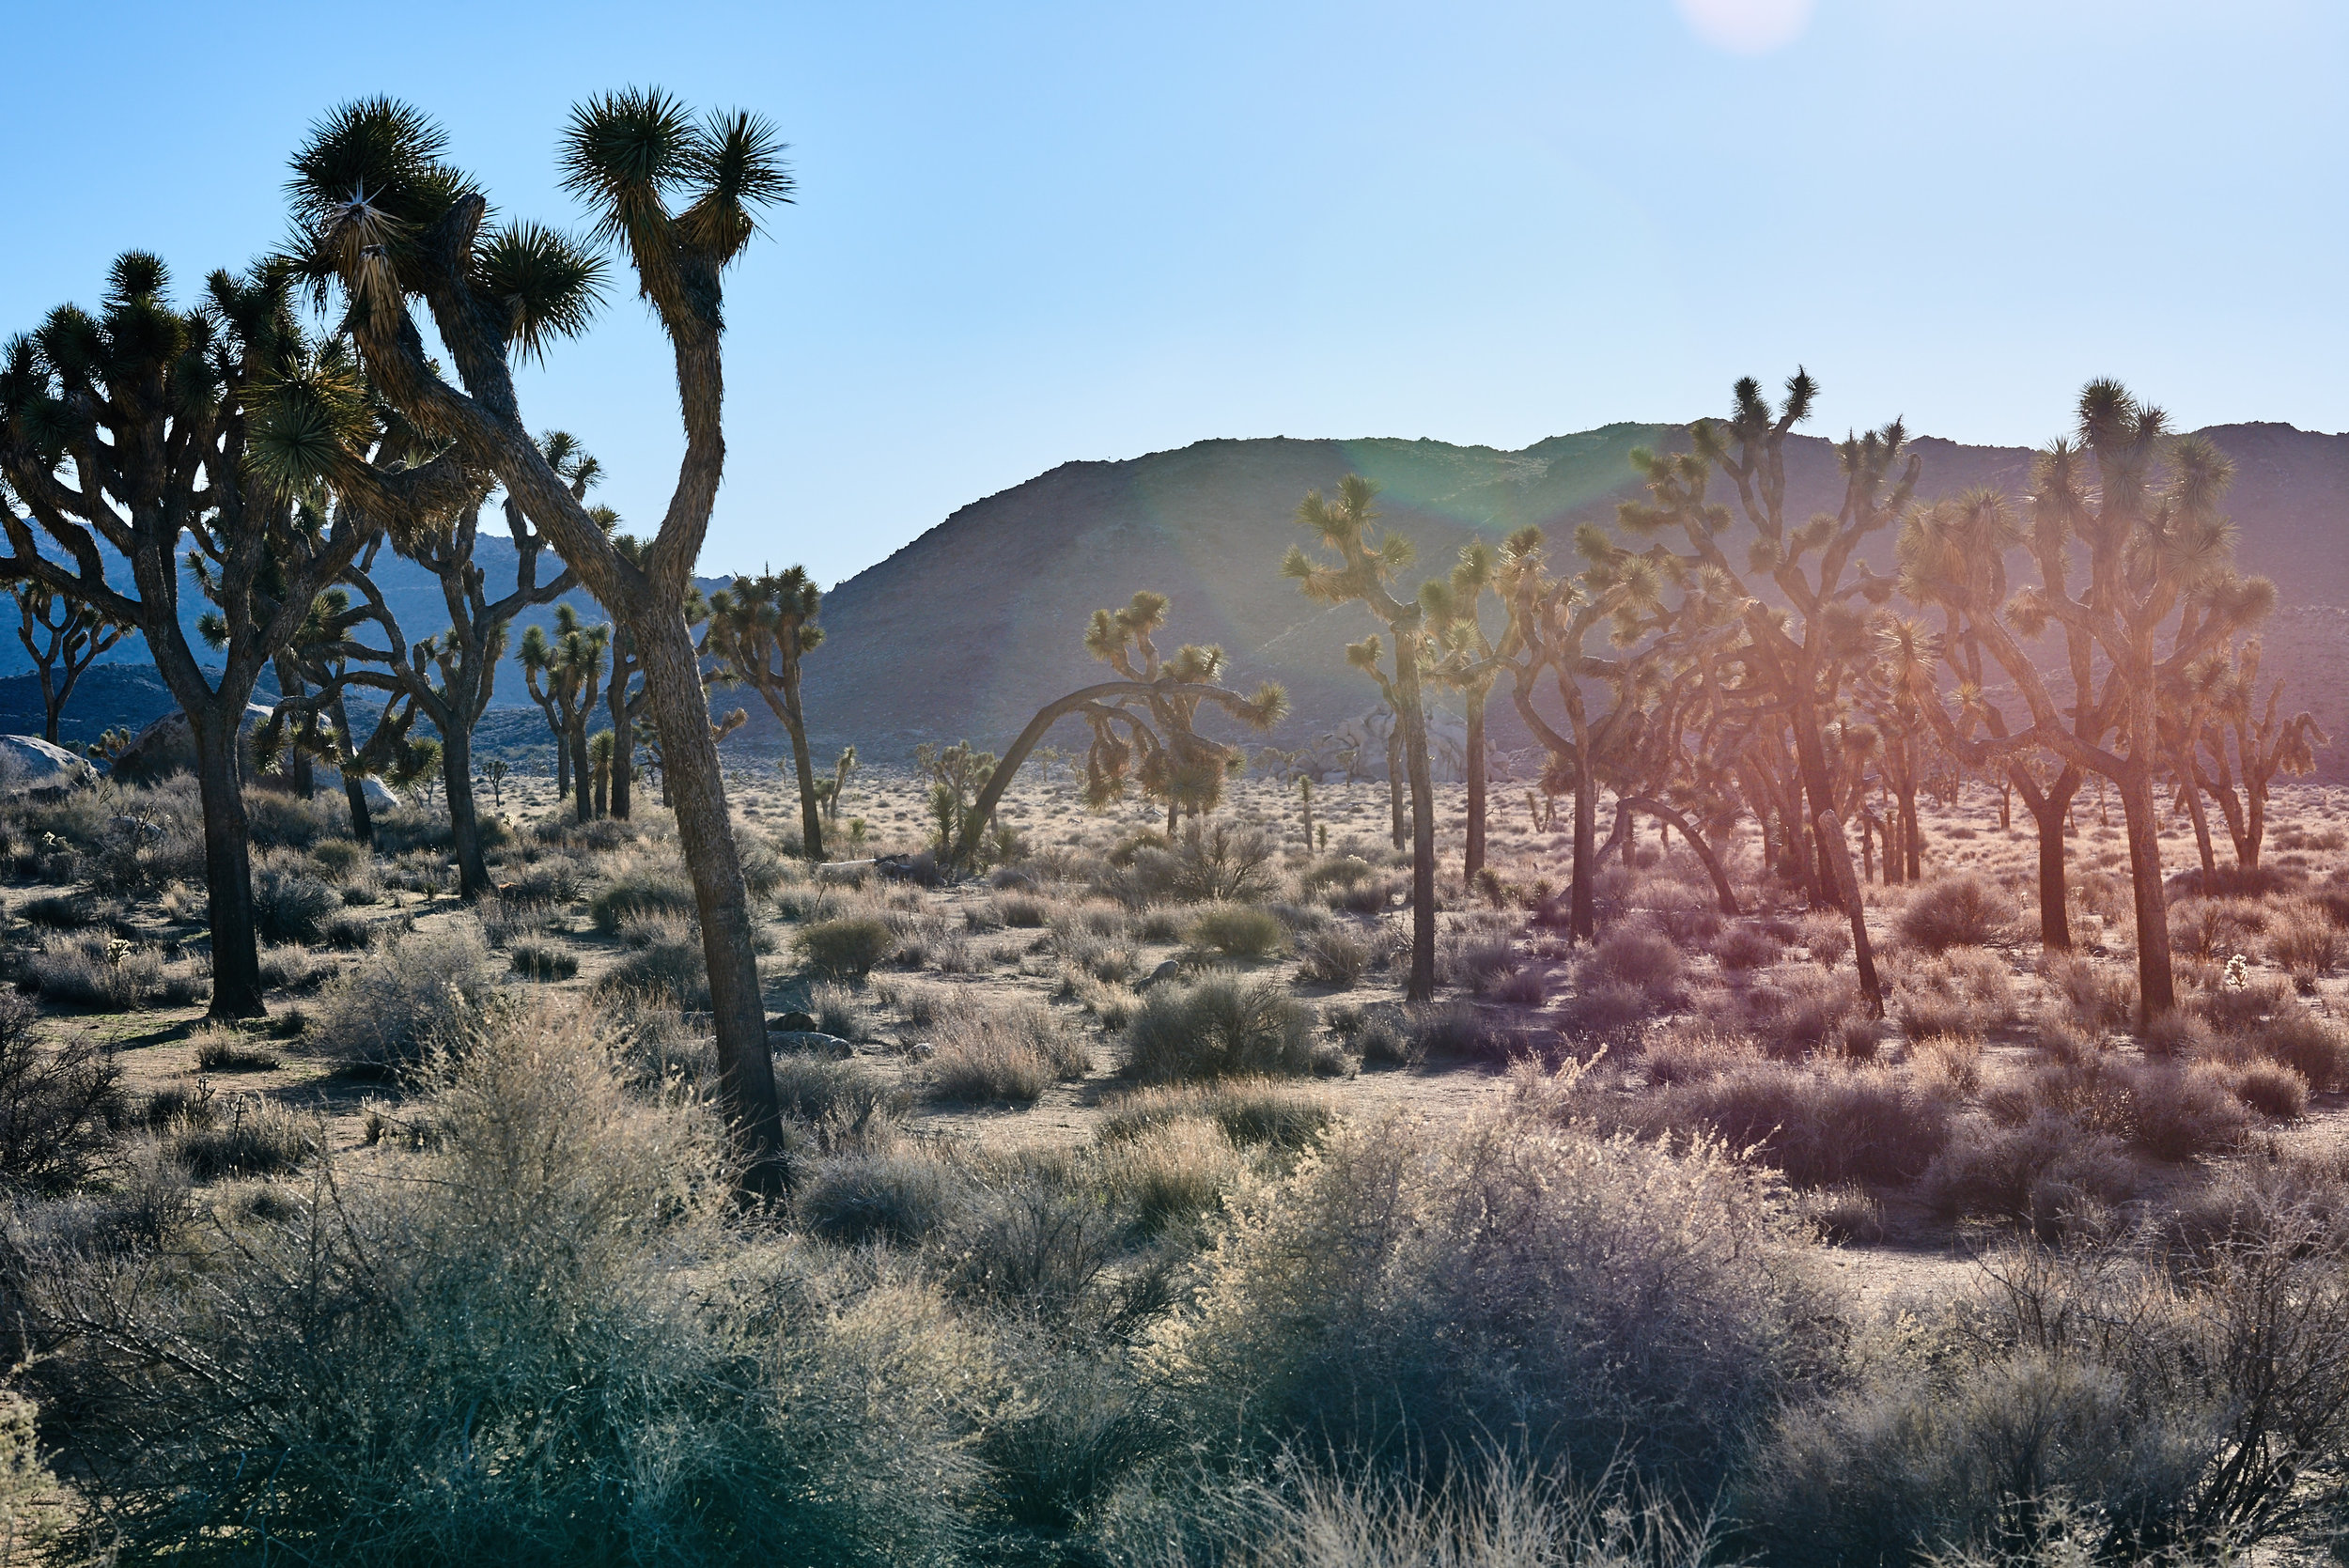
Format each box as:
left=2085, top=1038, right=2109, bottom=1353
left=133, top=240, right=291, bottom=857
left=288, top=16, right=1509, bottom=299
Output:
left=3, top=1, right=2341, bottom=587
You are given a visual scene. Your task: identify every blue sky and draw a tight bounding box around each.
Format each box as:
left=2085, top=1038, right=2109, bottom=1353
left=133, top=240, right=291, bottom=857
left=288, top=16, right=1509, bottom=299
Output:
left=3, top=0, right=2341, bottom=587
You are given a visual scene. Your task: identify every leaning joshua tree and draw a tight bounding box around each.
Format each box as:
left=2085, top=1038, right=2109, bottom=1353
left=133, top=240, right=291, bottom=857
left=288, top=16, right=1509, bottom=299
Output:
left=10, top=582, right=128, bottom=742
left=704, top=567, right=826, bottom=857
left=0, top=256, right=463, bottom=1016
left=947, top=591, right=1285, bottom=871
left=1284, top=476, right=1439, bottom=1001
left=286, top=94, right=792, bottom=1185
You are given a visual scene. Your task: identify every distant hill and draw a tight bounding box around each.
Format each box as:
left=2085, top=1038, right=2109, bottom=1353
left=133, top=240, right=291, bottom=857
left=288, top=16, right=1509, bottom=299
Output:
left=770, top=424, right=2349, bottom=779
left=14, top=423, right=2348, bottom=782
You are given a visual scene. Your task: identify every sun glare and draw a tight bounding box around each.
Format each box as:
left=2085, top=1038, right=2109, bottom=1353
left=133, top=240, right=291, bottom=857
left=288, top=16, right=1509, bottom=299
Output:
left=1673, top=0, right=1815, bottom=53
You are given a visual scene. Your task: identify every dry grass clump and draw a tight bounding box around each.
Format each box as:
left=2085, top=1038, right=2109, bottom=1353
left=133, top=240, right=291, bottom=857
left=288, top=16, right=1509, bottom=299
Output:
left=1906, top=1032, right=1984, bottom=1095
left=2238, top=1007, right=2349, bottom=1091
left=1713, top=924, right=1781, bottom=970
left=1919, top=1111, right=2138, bottom=1232
left=1123, top=976, right=1316, bottom=1082
left=2042, top=952, right=2139, bottom=1032
left=1584, top=924, right=1683, bottom=998
left=2169, top=895, right=2270, bottom=961
left=1187, top=904, right=1286, bottom=961
left=164, top=1094, right=319, bottom=1181
left=1893, top=947, right=2017, bottom=1040
left=598, top=927, right=711, bottom=1010
left=928, top=996, right=1089, bottom=1104
left=1118, top=822, right=1280, bottom=904
left=1894, top=874, right=2008, bottom=954
left=1640, top=1019, right=1759, bottom=1084
left=191, top=1028, right=280, bottom=1074
left=1599, top=1061, right=1952, bottom=1188
left=1741, top=970, right=1875, bottom=1060
left=2266, top=899, right=2343, bottom=981
left=796, top=915, right=898, bottom=980
left=587, top=859, right=696, bottom=935
left=1148, top=1108, right=1835, bottom=1499
left=770, top=1053, right=910, bottom=1149
left=1100, top=1116, right=1248, bottom=1236
left=1096, top=1079, right=1334, bottom=1150
left=253, top=862, right=338, bottom=944
left=309, top=925, right=496, bottom=1073
left=508, top=937, right=580, bottom=981
left=798, top=1148, right=970, bottom=1246
left=1295, top=927, right=1373, bottom=988
left=29, top=932, right=163, bottom=1010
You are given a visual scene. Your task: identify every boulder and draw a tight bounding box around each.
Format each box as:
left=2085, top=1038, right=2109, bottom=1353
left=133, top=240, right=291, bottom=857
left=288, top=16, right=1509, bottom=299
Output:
left=106, top=704, right=276, bottom=786
left=0, top=736, right=98, bottom=795
left=312, top=767, right=403, bottom=812
left=769, top=1030, right=854, bottom=1059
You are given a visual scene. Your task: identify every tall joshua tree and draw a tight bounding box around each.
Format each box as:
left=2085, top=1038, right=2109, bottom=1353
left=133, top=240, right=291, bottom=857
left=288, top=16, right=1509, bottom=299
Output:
left=949, top=591, right=1285, bottom=870
left=517, top=608, right=607, bottom=823
left=0, top=256, right=463, bottom=1016
left=1424, top=541, right=1503, bottom=879
left=287, top=93, right=794, bottom=1186
left=1284, top=475, right=1438, bottom=1001
left=704, top=567, right=825, bottom=857
left=1894, top=382, right=2273, bottom=1021
left=10, top=582, right=128, bottom=742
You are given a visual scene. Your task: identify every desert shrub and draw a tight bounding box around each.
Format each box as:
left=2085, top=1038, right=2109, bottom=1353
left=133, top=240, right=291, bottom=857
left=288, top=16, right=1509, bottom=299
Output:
left=2170, top=895, right=2269, bottom=961
left=994, top=893, right=1054, bottom=929
left=308, top=838, right=368, bottom=881
left=1601, top=1062, right=1951, bottom=1188
left=1563, top=981, right=1657, bottom=1041
left=1754, top=1223, right=2349, bottom=1560
left=1713, top=924, right=1781, bottom=970
left=18, top=891, right=101, bottom=928
left=165, top=1094, right=319, bottom=1180
left=193, top=1031, right=281, bottom=1073
left=1295, top=927, right=1372, bottom=988
left=926, top=995, right=1088, bottom=1105
left=2267, top=902, right=2342, bottom=980
left=2042, top=952, right=2139, bottom=1032
left=321, top=910, right=379, bottom=950
left=1588, top=924, right=1683, bottom=994
left=737, top=839, right=788, bottom=896
left=309, top=925, right=496, bottom=1073
left=799, top=1150, right=968, bottom=1247
left=1101, top=1116, right=1247, bottom=1236
left=599, top=931, right=711, bottom=1011
left=259, top=942, right=324, bottom=991
left=20, top=1003, right=989, bottom=1566
left=1494, top=966, right=1548, bottom=1006
left=770, top=1054, right=909, bottom=1148
left=588, top=862, right=696, bottom=935
left=1907, top=1032, right=1985, bottom=1094
left=0, top=995, right=121, bottom=1192
left=505, top=856, right=585, bottom=906
left=2124, top=1063, right=2253, bottom=1160
left=1356, top=1010, right=1411, bottom=1069
left=1326, top=874, right=1403, bottom=915
left=1438, top=924, right=1518, bottom=993
left=2166, top=864, right=2297, bottom=902
left=1896, top=874, right=2006, bottom=954
left=2229, top=1060, right=2310, bottom=1120
left=941, top=1171, right=1122, bottom=1324
left=29, top=932, right=161, bottom=1009
left=1097, top=1079, right=1334, bottom=1151
left=1641, top=1020, right=1758, bottom=1085
left=797, top=916, right=898, bottom=980
left=979, top=1333, right=1157, bottom=1535
left=1744, top=970, right=1871, bottom=1060
left=509, top=938, right=580, bottom=981
left=1124, top=822, right=1280, bottom=904
left=1796, top=909, right=1852, bottom=969
left=2242, top=1007, right=2349, bottom=1090
left=1187, top=904, right=1285, bottom=961
left=1124, top=976, right=1316, bottom=1082
left=252, top=864, right=338, bottom=944
left=1148, top=1110, right=1835, bottom=1500
left=243, top=787, right=344, bottom=849
left=1895, top=946, right=2017, bottom=1040
left=1300, top=856, right=1375, bottom=893
left=808, top=982, right=868, bottom=1041
left=1408, top=999, right=1509, bottom=1060
left=1920, top=1112, right=2138, bottom=1231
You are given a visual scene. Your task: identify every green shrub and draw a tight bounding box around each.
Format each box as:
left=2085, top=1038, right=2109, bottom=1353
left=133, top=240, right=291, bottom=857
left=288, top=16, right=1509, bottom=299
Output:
left=1149, top=1110, right=1835, bottom=1499
left=1187, top=904, right=1284, bottom=960
left=797, top=917, right=898, bottom=980
left=1896, top=874, right=2007, bottom=954
left=1123, top=977, right=1315, bottom=1082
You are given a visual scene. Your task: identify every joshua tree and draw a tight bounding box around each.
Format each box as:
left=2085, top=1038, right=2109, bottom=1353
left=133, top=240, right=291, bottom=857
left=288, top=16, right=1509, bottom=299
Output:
left=517, top=608, right=608, bottom=824
left=823, top=744, right=857, bottom=822
left=10, top=582, right=128, bottom=742
left=2186, top=639, right=2327, bottom=872
left=1424, top=540, right=1504, bottom=878
left=947, top=590, right=1285, bottom=871
left=0, top=256, right=464, bottom=1016
left=1894, top=382, right=2274, bottom=1020
left=1619, top=373, right=1916, bottom=908
left=1284, top=476, right=1438, bottom=1001
left=704, top=567, right=825, bottom=857
left=484, top=756, right=507, bottom=808
left=288, top=90, right=794, bottom=1187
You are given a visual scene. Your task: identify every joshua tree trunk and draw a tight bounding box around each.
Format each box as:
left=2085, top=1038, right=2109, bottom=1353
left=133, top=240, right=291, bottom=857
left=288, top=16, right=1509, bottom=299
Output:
left=1395, top=648, right=1438, bottom=1002
left=2012, top=764, right=2079, bottom=952
left=607, top=634, right=634, bottom=821
left=331, top=693, right=374, bottom=846
left=2118, top=764, right=2178, bottom=1022
left=192, top=713, right=264, bottom=1018
left=1463, top=688, right=1487, bottom=879
left=1569, top=748, right=1597, bottom=941
left=1899, top=783, right=1922, bottom=881
left=766, top=677, right=823, bottom=860
left=1386, top=728, right=1407, bottom=851
left=442, top=724, right=489, bottom=899
left=569, top=714, right=592, bottom=821
left=273, top=654, right=316, bottom=798
left=553, top=731, right=570, bottom=798
left=635, top=609, right=786, bottom=1187
left=2181, top=772, right=2217, bottom=877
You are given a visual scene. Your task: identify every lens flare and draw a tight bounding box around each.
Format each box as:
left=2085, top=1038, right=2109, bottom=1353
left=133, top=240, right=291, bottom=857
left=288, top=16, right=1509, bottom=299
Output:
left=1672, top=0, right=1815, bottom=53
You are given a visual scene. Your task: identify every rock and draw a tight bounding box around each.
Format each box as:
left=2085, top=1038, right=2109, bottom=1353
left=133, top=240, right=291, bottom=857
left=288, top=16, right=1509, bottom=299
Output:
left=0, top=736, right=97, bottom=795
left=106, top=704, right=276, bottom=785
left=312, top=767, right=403, bottom=812
left=906, top=1041, right=937, bottom=1060
left=815, top=860, right=875, bottom=886
left=1136, top=958, right=1184, bottom=991
left=770, top=1030, right=853, bottom=1059
left=770, top=1011, right=818, bottom=1034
